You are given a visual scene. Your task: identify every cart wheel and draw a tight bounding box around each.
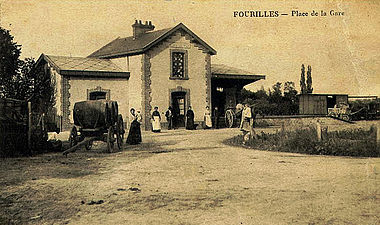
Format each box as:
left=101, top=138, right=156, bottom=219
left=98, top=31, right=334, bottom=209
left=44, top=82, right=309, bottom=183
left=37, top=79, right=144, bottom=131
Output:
left=85, top=140, right=93, bottom=150
left=69, top=126, right=78, bottom=148
left=225, top=109, right=234, bottom=128
left=107, top=126, right=115, bottom=153
left=116, top=131, right=122, bottom=150
left=342, top=115, right=351, bottom=121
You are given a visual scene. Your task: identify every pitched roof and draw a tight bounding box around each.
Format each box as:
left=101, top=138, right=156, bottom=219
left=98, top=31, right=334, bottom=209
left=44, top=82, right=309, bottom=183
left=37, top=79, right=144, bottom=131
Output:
left=88, top=23, right=217, bottom=58
left=36, top=54, right=129, bottom=78
left=211, top=64, right=265, bottom=80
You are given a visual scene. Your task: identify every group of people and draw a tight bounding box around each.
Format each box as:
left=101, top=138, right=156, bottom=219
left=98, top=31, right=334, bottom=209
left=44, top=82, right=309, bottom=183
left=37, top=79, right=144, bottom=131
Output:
left=125, top=105, right=225, bottom=145
left=163, top=105, right=221, bottom=130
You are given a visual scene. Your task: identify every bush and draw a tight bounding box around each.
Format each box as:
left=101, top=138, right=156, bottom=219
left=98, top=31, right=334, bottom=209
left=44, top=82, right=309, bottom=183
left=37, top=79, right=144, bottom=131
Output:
left=254, top=119, right=271, bottom=128
left=226, top=127, right=379, bottom=157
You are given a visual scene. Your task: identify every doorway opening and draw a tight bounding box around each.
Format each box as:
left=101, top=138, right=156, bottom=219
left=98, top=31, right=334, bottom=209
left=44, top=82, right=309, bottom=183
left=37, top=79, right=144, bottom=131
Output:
left=171, top=91, right=186, bottom=127
left=327, top=95, right=337, bottom=108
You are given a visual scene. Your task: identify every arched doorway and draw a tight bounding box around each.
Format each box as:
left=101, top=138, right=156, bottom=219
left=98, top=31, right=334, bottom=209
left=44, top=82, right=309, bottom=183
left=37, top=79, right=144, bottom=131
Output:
left=171, top=91, right=186, bottom=127
left=169, top=86, right=190, bottom=128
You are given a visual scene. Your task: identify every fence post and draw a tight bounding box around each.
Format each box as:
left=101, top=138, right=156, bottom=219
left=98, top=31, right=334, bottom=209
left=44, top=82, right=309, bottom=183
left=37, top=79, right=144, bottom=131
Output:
left=315, top=122, right=322, bottom=142
left=28, top=101, right=32, bottom=155
left=321, top=126, right=328, bottom=141
left=376, top=122, right=380, bottom=150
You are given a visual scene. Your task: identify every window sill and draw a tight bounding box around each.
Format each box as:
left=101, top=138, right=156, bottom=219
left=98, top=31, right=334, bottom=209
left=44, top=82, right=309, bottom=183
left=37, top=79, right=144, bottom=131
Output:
left=169, top=77, right=189, bottom=80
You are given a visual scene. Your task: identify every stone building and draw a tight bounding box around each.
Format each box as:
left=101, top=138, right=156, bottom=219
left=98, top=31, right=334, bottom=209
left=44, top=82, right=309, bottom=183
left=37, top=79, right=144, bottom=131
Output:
left=36, top=20, right=265, bottom=131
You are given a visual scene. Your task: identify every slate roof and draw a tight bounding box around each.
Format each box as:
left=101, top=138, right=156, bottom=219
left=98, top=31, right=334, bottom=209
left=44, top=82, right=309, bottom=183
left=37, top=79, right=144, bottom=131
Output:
left=88, top=23, right=217, bottom=58
left=36, top=54, right=129, bottom=78
left=211, top=64, right=265, bottom=80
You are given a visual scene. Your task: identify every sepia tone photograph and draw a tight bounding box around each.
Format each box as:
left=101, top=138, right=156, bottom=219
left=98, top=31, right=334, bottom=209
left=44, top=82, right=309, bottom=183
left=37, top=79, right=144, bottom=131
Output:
left=0, top=0, right=379, bottom=224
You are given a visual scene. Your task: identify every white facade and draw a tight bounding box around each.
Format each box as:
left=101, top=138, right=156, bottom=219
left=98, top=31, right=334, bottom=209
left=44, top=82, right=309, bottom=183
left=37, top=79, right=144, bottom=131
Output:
left=68, top=77, right=129, bottom=123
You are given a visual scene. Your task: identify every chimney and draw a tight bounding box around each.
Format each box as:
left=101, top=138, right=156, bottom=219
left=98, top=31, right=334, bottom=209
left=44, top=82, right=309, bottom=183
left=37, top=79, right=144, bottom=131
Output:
left=132, top=20, right=155, bottom=39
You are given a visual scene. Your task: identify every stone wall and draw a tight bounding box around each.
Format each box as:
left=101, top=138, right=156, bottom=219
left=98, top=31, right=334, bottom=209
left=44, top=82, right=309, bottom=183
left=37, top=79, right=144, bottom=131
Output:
left=64, top=77, right=129, bottom=130
left=127, top=55, right=143, bottom=125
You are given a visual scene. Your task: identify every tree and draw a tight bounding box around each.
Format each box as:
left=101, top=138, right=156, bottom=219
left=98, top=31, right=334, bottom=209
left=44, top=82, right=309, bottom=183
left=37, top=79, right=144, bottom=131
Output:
left=0, top=27, right=21, bottom=97
left=24, top=59, right=56, bottom=113
left=272, top=82, right=282, bottom=96
left=239, top=81, right=299, bottom=116
left=255, top=86, right=268, bottom=100
left=306, top=65, right=313, bottom=93
left=284, top=81, right=297, bottom=99
left=0, top=26, right=55, bottom=113
left=300, top=64, right=306, bottom=94
left=7, top=57, right=34, bottom=100
left=284, top=81, right=299, bottom=115
left=269, top=82, right=282, bottom=103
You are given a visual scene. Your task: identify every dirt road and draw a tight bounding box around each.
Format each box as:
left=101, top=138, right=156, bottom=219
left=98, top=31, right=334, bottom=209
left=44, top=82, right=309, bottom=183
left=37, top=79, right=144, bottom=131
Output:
left=1, top=128, right=379, bottom=224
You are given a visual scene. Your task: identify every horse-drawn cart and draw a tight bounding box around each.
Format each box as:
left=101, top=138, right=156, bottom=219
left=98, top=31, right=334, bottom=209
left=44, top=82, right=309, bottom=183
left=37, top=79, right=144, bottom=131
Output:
left=224, top=104, right=244, bottom=128
left=63, top=100, right=125, bottom=156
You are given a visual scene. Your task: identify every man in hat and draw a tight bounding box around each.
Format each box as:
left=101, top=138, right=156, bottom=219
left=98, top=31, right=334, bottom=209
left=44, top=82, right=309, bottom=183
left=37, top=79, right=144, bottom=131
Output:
left=165, top=106, right=173, bottom=130
left=213, top=106, right=220, bottom=129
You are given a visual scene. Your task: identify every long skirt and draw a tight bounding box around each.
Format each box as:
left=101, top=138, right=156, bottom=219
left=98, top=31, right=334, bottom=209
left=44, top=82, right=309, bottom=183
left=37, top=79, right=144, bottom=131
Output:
left=204, top=115, right=212, bottom=128
left=126, top=120, right=142, bottom=145
left=186, top=117, right=195, bottom=130
left=152, top=116, right=161, bottom=132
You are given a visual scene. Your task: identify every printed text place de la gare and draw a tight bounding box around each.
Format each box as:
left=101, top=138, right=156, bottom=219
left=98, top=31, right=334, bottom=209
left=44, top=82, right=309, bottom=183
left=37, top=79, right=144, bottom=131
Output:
left=233, top=10, right=344, bottom=17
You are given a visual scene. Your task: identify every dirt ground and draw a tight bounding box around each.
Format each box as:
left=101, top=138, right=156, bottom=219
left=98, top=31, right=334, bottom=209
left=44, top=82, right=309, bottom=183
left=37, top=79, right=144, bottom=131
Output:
left=1, top=124, right=379, bottom=225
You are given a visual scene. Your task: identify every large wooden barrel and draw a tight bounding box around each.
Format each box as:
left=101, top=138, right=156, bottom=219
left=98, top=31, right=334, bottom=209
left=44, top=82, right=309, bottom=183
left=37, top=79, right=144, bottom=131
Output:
left=73, top=100, right=118, bottom=129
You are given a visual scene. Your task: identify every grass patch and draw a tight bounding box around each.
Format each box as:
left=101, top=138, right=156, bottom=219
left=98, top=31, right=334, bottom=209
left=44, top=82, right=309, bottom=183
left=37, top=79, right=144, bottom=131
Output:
left=255, top=119, right=272, bottom=128
left=226, top=127, right=379, bottom=157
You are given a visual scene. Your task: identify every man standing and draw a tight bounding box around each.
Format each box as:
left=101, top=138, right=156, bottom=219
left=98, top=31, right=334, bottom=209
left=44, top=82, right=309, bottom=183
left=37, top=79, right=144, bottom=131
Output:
left=250, top=104, right=257, bottom=139
left=240, top=103, right=252, bottom=131
left=240, top=103, right=257, bottom=143
left=165, top=106, right=173, bottom=130
left=213, top=106, right=220, bottom=129
left=186, top=106, right=195, bottom=130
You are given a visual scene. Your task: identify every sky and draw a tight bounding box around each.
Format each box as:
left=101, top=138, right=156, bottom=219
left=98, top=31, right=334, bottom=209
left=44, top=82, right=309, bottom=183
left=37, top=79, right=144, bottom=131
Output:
left=0, top=0, right=379, bottom=96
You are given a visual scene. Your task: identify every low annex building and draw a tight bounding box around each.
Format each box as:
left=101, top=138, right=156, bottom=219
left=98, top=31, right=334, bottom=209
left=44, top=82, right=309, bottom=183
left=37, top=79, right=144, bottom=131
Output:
left=36, top=20, right=265, bottom=131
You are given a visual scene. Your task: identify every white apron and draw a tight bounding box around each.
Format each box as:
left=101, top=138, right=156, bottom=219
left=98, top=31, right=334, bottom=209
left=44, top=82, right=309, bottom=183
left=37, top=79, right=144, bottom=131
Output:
left=205, top=114, right=212, bottom=127
left=152, top=116, right=161, bottom=131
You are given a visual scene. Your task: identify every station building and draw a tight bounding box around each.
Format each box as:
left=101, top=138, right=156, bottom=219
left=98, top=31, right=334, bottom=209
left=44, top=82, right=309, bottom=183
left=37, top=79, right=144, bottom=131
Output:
left=36, top=20, right=265, bottom=130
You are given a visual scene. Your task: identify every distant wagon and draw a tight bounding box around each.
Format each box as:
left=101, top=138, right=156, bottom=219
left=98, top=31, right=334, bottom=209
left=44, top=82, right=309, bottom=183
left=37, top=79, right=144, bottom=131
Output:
left=224, top=104, right=244, bottom=128
left=65, top=100, right=125, bottom=155
left=0, top=98, right=60, bottom=156
left=0, top=98, right=28, bottom=156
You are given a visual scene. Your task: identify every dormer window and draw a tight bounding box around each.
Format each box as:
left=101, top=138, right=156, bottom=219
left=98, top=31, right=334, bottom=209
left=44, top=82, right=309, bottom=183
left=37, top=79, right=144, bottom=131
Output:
left=170, top=50, right=188, bottom=80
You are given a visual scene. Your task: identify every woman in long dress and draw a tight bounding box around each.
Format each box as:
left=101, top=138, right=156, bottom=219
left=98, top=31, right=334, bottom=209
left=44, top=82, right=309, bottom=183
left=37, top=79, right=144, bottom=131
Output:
left=126, top=108, right=142, bottom=145
left=151, top=106, right=161, bottom=132
left=186, top=106, right=195, bottom=130
left=204, top=106, right=212, bottom=129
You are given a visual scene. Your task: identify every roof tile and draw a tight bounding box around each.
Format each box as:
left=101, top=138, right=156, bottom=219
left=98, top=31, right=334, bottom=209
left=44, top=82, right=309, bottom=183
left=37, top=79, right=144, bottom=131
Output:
left=212, top=64, right=255, bottom=76
left=45, top=55, right=125, bottom=72
left=88, top=23, right=217, bottom=58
